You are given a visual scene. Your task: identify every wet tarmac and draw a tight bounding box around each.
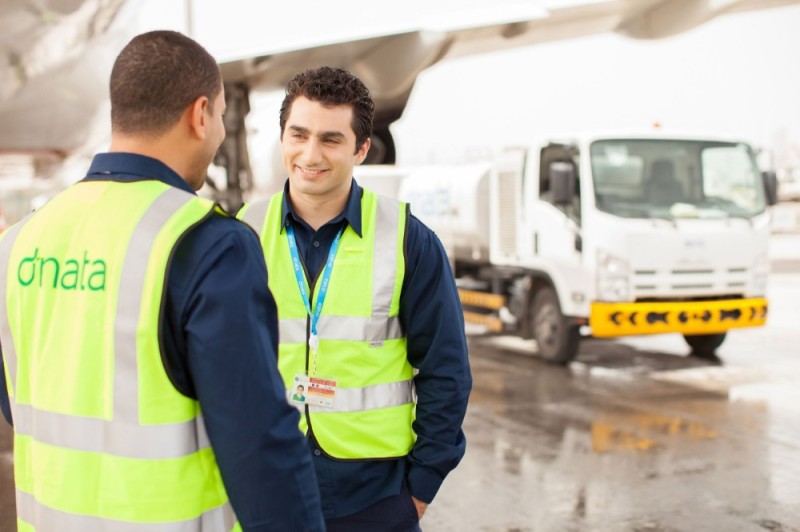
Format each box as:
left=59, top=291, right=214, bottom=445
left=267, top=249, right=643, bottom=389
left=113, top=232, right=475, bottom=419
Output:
left=1, top=209, right=799, bottom=531
left=424, top=338, right=800, bottom=530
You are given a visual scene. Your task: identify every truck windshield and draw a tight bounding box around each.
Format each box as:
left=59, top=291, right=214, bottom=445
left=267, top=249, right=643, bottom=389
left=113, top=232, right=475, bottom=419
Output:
left=589, top=139, right=765, bottom=219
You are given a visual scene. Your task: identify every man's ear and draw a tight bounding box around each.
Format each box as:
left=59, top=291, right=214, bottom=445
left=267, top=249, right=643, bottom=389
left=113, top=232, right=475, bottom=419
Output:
left=355, top=137, right=371, bottom=164
left=188, top=96, right=210, bottom=140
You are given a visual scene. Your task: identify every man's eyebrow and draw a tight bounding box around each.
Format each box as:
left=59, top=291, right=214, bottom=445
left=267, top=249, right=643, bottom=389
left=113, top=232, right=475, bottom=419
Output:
left=287, top=125, right=346, bottom=138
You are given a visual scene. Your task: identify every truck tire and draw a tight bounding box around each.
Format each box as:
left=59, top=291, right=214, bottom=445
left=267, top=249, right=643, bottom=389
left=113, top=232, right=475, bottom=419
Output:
left=531, top=286, right=580, bottom=364
left=683, top=332, right=727, bottom=359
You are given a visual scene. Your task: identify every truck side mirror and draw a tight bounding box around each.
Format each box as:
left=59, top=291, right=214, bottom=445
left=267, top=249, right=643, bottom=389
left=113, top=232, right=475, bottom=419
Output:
left=549, top=161, right=576, bottom=205
left=761, top=170, right=778, bottom=206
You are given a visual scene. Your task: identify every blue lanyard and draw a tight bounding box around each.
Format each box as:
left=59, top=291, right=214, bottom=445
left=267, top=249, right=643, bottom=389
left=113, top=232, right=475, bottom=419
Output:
left=286, top=223, right=344, bottom=350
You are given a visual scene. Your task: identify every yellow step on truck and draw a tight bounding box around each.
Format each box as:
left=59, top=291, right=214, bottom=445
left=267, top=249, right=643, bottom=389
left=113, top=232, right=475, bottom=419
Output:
left=358, top=131, right=777, bottom=364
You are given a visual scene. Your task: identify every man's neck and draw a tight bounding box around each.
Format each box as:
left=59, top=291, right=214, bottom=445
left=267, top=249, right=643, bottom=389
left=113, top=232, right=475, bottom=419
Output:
left=289, top=186, right=350, bottom=231
left=109, top=133, right=189, bottom=182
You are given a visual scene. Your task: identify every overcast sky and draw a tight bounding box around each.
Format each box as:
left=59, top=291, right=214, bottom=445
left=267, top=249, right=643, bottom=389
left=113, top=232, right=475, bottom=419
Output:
left=135, top=1, right=800, bottom=179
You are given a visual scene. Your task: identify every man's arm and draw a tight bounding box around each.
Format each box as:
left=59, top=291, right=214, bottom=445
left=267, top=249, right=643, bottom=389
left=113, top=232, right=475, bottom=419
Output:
left=401, top=214, right=472, bottom=506
left=167, top=218, right=324, bottom=532
left=0, top=355, right=11, bottom=426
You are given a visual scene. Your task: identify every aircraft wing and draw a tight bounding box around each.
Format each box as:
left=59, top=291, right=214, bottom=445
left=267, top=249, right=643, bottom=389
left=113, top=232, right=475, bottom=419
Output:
left=219, top=0, right=800, bottom=139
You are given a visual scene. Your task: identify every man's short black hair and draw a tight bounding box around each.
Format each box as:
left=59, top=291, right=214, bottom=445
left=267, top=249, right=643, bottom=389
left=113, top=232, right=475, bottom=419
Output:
left=110, top=30, right=221, bottom=136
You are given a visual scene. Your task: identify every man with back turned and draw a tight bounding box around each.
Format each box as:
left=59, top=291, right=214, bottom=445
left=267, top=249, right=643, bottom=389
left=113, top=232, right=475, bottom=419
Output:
left=0, top=30, right=324, bottom=531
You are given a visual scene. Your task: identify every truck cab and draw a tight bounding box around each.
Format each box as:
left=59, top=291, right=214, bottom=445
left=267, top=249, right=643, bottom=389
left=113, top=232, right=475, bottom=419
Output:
left=524, top=132, right=773, bottom=360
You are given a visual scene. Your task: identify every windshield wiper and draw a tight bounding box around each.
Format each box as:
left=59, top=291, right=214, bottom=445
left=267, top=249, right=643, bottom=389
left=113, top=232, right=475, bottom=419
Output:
left=646, top=213, right=678, bottom=228
left=724, top=213, right=754, bottom=227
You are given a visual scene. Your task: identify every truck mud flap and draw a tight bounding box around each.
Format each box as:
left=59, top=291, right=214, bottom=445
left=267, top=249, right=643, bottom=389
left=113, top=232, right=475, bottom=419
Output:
left=590, top=298, right=768, bottom=338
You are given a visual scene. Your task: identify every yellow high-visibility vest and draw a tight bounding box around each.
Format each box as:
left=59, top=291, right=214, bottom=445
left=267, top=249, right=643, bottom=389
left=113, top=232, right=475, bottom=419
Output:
left=239, top=189, right=415, bottom=459
left=0, top=180, right=239, bottom=531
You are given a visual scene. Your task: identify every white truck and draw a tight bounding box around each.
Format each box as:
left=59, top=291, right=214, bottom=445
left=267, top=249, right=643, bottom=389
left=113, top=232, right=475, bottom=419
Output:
left=358, top=131, right=777, bottom=363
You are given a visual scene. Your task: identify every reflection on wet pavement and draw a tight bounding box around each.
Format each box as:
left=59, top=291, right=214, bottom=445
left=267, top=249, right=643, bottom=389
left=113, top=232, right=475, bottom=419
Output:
left=423, top=335, right=800, bottom=531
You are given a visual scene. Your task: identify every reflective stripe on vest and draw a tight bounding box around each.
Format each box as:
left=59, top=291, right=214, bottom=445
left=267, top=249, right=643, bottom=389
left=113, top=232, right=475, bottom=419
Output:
left=16, top=490, right=236, bottom=532
left=277, top=314, right=404, bottom=344
left=240, top=190, right=416, bottom=459
left=0, top=215, right=27, bottom=399
left=0, top=182, right=237, bottom=530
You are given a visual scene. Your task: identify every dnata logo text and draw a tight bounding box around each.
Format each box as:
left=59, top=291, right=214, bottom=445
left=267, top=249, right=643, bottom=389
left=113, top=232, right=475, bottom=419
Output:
left=17, top=248, right=106, bottom=291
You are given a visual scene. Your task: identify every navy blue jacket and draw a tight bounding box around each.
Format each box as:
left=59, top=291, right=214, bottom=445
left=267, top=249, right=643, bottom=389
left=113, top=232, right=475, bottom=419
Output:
left=279, top=179, right=471, bottom=518
left=0, top=153, right=325, bottom=532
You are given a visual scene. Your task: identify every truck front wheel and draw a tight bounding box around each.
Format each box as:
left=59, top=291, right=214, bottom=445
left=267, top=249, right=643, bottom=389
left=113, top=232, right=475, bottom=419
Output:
left=531, top=286, right=580, bottom=364
left=683, top=332, right=727, bottom=359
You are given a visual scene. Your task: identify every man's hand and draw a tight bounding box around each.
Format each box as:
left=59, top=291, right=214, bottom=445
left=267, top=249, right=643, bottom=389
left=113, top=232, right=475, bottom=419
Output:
left=411, top=497, right=428, bottom=519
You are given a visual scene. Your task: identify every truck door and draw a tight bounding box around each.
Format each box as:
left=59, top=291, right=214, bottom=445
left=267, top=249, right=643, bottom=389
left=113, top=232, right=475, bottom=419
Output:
left=527, top=143, right=582, bottom=263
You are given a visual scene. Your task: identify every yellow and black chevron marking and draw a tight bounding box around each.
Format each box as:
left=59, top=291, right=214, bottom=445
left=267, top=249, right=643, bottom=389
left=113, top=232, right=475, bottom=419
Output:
left=590, top=298, right=768, bottom=338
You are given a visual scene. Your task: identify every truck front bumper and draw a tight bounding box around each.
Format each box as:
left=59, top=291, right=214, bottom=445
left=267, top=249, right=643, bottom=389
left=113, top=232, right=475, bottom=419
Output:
left=590, top=298, right=768, bottom=338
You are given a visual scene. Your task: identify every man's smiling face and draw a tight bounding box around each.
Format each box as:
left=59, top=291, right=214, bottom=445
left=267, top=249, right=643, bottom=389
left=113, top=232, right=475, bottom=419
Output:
left=281, top=96, right=370, bottom=202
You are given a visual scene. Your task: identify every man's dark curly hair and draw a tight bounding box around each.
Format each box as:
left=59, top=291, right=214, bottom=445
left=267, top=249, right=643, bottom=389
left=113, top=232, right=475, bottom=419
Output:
left=279, top=67, right=374, bottom=153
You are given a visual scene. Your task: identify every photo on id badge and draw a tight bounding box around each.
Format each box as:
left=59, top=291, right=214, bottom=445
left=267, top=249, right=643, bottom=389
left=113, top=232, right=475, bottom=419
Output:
left=291, top=384, right=306, bottom=403
left=292, top=374, right=337, bottom=408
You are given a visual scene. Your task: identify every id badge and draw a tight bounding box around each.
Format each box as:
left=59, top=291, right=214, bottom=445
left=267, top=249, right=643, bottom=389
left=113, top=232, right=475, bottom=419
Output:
left=291, top=374, right=337, bottom=408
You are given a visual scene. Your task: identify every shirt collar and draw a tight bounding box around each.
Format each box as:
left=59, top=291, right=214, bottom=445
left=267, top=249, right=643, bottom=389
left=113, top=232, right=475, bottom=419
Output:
left=280, top=178, right=363, bottom=237
left=84, top=152, right=196, bottom=195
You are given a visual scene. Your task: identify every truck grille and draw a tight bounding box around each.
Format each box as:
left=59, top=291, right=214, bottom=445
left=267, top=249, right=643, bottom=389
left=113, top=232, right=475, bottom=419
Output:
left=633, top=266, right=751, bottom=295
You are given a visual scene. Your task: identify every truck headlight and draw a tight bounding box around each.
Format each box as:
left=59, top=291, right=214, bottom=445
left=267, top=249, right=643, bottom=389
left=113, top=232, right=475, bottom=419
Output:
left=597, top=250, right=630, bottom=302
left=752, top=254, right=769, bottom=295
